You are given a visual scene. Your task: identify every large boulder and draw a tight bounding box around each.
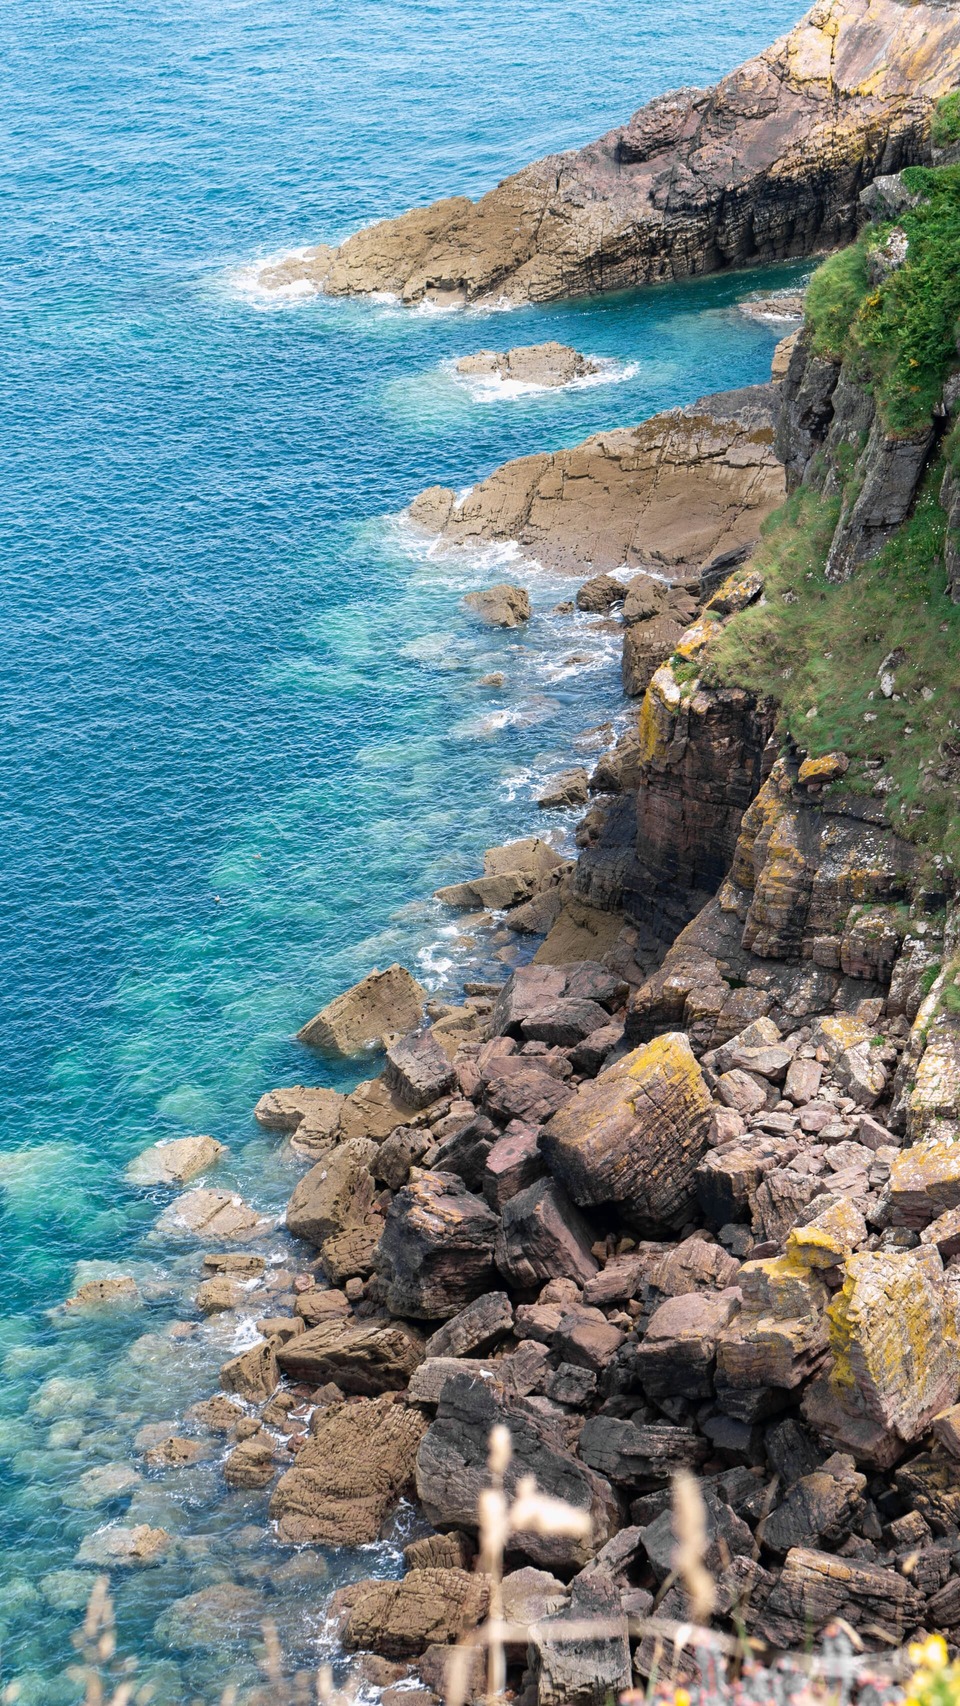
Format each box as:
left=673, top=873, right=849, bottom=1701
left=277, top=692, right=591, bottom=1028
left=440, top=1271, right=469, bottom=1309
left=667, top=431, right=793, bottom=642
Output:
left=532, top=1571, right=631, bottom=1706
left=416, top=1370, right=618, bottom=1570
left=275, top=1317, right=425, bottom=1395
left=253, top=1085, right=345, bottom=1145
left=384, top=1029, right=457, bottom=1109
left=377, top=1172, right=500, bottom=1319
left=463, top=584, right=531, bottom=627
left=297, top=965, right=426, bottom=1055
left=285, top=1138, right=377, bottom=1248
left=270, top=1395, right=427, bottom=1544
left=883, top=1137, right=960, bottom=1229
left=457, top=342, right=599, bottom=388
left=495, top=1178, right=599, bottom=1290
left=335, top=1567, right=489, bottom=1659
left=539, top=1033, right=714, bottom=1227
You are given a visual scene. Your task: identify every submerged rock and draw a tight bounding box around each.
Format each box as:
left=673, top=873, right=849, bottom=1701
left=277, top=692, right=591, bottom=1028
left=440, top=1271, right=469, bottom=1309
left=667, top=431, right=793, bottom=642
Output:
left=455, top=342, right=600, bottom=387
left=126, top=1133, right=226, bottom=1186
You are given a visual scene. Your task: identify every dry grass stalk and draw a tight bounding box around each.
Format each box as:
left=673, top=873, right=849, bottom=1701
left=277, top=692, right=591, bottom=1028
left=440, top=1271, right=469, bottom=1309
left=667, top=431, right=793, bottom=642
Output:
left=671, top=1471, right=715, bottom=1627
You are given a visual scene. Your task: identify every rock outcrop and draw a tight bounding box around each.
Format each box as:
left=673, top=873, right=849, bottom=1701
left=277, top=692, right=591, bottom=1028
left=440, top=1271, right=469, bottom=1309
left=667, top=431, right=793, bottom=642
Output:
left=407, top=387, right=785, bottom=576
left=455, top=342, right=600, bottom=387
left=258, top=0, right=960, bottom=307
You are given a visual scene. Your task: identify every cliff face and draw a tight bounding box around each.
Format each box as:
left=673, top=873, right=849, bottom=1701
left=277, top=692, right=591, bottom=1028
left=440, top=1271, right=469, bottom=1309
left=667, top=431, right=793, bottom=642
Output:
left=261, top=0, right=960, bottom=306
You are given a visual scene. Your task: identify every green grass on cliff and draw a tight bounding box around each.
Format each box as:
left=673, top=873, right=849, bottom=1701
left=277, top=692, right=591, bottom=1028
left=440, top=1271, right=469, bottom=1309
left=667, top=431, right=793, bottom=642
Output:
left=932, top=90, right=960, bottom=149
left=705, top=478, right=960, bottom=872
left=804, top=164, right=960, bottom=435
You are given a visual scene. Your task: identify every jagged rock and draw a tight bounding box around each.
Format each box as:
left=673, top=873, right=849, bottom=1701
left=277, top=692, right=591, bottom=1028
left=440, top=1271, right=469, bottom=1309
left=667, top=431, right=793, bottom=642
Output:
left=629, top=1289, right=740, bottom=1398
left=127, top=1134, right=226, bottom=1186
left=540, top=1033, right=714, bottom=1228
left=583, top=1250, right=657, bottom=1307
left=717, top=1069, right=771, bottom=1116
left=463, top=584, right=531, bottom=627
left=143, top=1435, right=209, bottom=1470
left=696, top=1137, right=796, bottom=1226
left=786, top=1197, right=868, bottom=1268
left=262, top=0, right=960, bottom=310
left=495, top=1177, right=599, bottom=1290
left=220, top=1339, right=279, bottom=1403
left=554, top=1307, right=624, bottom=1372
left=295, top=1286, right=350, bottom=1326
left=424, top=1292, right=514, bottom=1360
left=761, top=1454, right=866, bottom=1553
left=532, top=1570, right=630, bottom=1706
left=457, top=342, right=599, bottom=388
left=436, top=838, right=565, bottom=911
left=578, top=1416, right=707, bottom=1484
left=384, top=1030, right=457, bottom=1109
left=576, top=574, right=625, bottom=612
left=405, top=1532, right=475, bottom=1571
left=432, top=1114, right=497, bottom=1193
left=896, top=1452, right=960, bottom=1532
left=715, top=1255, right=829, bottom=1411
left=297, top=964, right=426, bottom=1055
left=195, top=1274, right=247, bottom=1314
left=482, top=1122, right=545, bottom=1209
left=759, top=1546, right=923, bottom=1645
left=253, top=1085, right=345, bottom=1145
left=538, top=768, right=590, bottom=810
left=750, top=1166, right=827, bottom=1245
left=377, top=1172, right=500, bottom=1319
left=801, top=1246, right=960, bottom=1465
left=321, top=1218, right=383, bottom=1283
left=641, top=1490, right=752, bottom=1585
left=154, top=1188, right=267, bottom=1242
left=374, top=1126, right=432, bottom=1190
left=416, top=1370, right=618, bottom=1569
left=187, top=1395, right=244, bottom=1434
left=65, top=1462, right=142, bottom=1508
left=826, top=415, right=936, bottom=580
left=404, top=390, right=783, bottom=577
left=648, top=1235, right=741, bottom=1295
left=335, top=1568, right=489, bottom=1659
left=275, top=1317, right=424, bottom=1394
left=884, top=1137, right=960, bottom=1228
left=270, top=1395, right=426, bottom=1544
left=285, top=1138, right=377, bottom=1248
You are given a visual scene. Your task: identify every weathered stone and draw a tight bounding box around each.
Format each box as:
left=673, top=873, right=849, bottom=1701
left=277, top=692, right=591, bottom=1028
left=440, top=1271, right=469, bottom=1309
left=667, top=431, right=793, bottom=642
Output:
left=223, top=1434, right=276, bottom=1490
left=270, top=1395, right=427, bottom=1545
left=482, top=1122, right=545, bottom=1210
left=374, top=1126, right=432, bottom=1191
left=339, top=1075, right=418, bottom=1141
left=153, top=1583, right=264, bottom=1653
left=648, top=1235, right=740, bottom=1296
left=320, top=1218, right=383, bottom=1283
left=143, top=1435, right=209, bottom=1470
left=630, top=1289, right=740, bottom=1398
left=519, top=997, right=610, bottom=1048
left=377, top=1172, right=500, bottom=1319
left=495, top=1177, right=599, bottom=1290
left=405, top=1532, right=475, bottom=1571
left=538, top=768, right=590, bottom=810
left=761, top=1454, right=866, bottom=1553
left=786, top=1197, right=868, bottom=1269
left=285, top=1139, right=377, bottom=1248
left=463, top=584, right=530, bottom=627
left=458, top=342, right=599, bottom=388
left=65, top=1275, right=140, bottom=1311
left=885, top=1137, right=960, bottom=1229
left=384, top=1031, right=457, bottom=1110
left=715, top=1255, right=829, bottom=1404
left=220, top=1339, right=279, bottom=1403
left=431, top=1113, right=497, bottom=1193
left=717, top=1069, right=770, bottom=1116
left=417, top=1371, right=617, bottom=1569
left=127, top=1134, right=226, bottom=1186
left=554, top=1307, right=624, bottom=1373
left=154, top=1188, right=267, bottom=1243
left=76, top=1524, right=171, bottom=1568
left=253, top=1084, right=345, bottom=1143
left=784, top=1058, right=823, bottom=1105
left=195, top=1274, right=247, bottom=1314
left=759, top=1546, right=922, bottom=1645
left=424, top=1292, right=514, bottom=1360
left=578, top=1416, right=707, bottom=1484
left=532, top=1570, right=630, bottom=1706
left=483, top=1062, right=575, bottom=1126
left=298, top=965, right=426, bottom=1056
left=696, top=1139, right=795, bottom=1227
left=276, top=1317, right=424, bottom=1395
left=65, top=1462, right=142, bottom=1508
left=294, top=1285, right=350, bottom=1326
left=540, top=1033, right=714, bottom=1227
left=336, top=1568, right=489, bottom=1659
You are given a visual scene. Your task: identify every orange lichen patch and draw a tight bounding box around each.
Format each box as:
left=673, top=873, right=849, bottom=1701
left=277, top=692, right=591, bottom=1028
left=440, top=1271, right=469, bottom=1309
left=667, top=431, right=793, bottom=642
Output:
left=786, top=1199, right=867, bottom=1270
left=797, top=750, right=849, bottom=786
left=825, top=1248, right=960, bottom=1440
left=635, top=663, right=683, bottom=768
left=738, top=1253, right=828, bottom=1321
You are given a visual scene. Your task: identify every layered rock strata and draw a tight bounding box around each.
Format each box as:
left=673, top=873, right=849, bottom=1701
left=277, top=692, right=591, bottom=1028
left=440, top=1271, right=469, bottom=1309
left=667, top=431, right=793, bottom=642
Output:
left=258, top=0, right=960, bottom=307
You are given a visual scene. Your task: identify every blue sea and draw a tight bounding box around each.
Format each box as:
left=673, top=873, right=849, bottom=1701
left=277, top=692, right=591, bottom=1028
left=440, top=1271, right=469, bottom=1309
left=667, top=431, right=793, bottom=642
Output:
left=1, top=0, right=806, bottom=1696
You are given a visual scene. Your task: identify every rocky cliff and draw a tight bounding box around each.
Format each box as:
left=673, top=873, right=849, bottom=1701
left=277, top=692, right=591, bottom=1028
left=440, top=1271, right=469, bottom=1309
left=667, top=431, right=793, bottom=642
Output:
left=260, top=0, right=960, bottom=306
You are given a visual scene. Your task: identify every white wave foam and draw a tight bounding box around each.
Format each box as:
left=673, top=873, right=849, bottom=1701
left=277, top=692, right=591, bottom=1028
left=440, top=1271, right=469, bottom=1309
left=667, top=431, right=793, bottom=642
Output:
left=224, top=245, right=325, bottom=309
left=446, top=355, right=639, bottom=404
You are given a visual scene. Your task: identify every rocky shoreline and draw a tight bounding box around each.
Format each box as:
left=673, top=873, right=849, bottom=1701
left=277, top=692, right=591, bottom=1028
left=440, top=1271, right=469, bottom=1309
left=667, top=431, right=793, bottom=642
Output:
left=63, top=270, right=960, bottom=1704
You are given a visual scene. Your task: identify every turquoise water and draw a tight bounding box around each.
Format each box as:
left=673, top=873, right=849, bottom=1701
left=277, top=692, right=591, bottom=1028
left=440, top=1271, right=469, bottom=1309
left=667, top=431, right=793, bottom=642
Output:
left=1, top=0, right=807, bottom=1695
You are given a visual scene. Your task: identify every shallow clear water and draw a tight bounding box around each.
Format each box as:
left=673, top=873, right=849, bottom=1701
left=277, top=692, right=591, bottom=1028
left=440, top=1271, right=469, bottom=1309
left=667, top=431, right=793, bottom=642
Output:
left=2, top=0, right=806, bottom=1695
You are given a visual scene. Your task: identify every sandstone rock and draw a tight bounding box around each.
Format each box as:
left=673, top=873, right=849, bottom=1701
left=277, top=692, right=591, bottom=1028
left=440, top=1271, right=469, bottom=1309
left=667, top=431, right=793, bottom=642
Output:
left=220, top=1339, right=279, bottom=1403
left=578, top=1415, right=707, bottom=1483
left=202, top=1252, right=265, bottom=1276
left=384, top=1030, right=456, bottom=1109
left=483, top=1062, right=576, bottom=1127
left=884, top=1137, right=960, bottom=1228
left=405, top=1532, right=475, bottom=1571
left=482, top=1122, right=545, bottom=1210
left=154, top=1189, right=267, bottom=1243
left=786, top=1198, right=867, bottom=1269
left=298, top=965, right=426, bottom=1055
left=457, top=342, right=599, bottom=388
left=336, top=1568, right=489, bottom=1659
left=576, top=574, right=625, bottom=613
left=759, top=1546, right=922, bottom=1646
left=285, top=1138, right=376, bottom=1248
left=143, top=1436, right=209, bottom=1470
left=463, top=583, right=531, bottom=627
left=417, top=1370, right=617, bottom=1569
left=269, top=1, right=960, bottom=311
left=294, top=1286, right=350, bottom=1326
left=496, top=1177, right=599, bottom=1290
left=538, top=768, right=590, bottom=810
left=424, top=1292, right=514, bottom=1360
left=532, top=1570, right=630, bottom=1706
left=630, top=1288, right=740, bottom=1398
left=65, top=1275, right=140, bottom=1311
left=65, top=1462, right=142, bottom=1508
left=195, top=1274, right=247, bottom=1314
left=127, top=1134, right=226, bottom=1186
left=405, top=389, right=783, bottom=577
left=224, top=1433, right=276, bottom=1490
left=321, top=1217, right=383, bottom=1283
left=276, top=1317, right=424, bottom=1394
left=186, top=1394, right=244, bottom=1434
left=377, top=1172, right=499, bottom=1320
left=270, top=1395, right=426, bottom=1544
left=339, top=1074, right=418, bottom=1141
left=540, top=1033, right=714, bottom=1228
left=761, top=1454, right=866, bottom=1553
left=715, top=1255, right=829, bottom=1411
left=253, top=1084, right=345, bottom=1146
left=76, top=1524, right=171, bottom=1568
left=375, top=1126, right=432, bottom=1190
left=801, top=1246, right=960, bottom=1463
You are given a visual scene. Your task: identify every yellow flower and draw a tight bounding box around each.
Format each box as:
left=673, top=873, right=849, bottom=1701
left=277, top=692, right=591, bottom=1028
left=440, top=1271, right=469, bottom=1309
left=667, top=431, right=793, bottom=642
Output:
left=673, top=1691, right=691, bottom=1706
left=910, top=1636, right=948, bottom=1669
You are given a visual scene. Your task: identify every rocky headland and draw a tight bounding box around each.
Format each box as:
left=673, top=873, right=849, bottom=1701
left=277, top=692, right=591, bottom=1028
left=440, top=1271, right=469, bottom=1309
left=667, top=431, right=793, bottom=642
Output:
left=258, top=0, right=960, bottom=307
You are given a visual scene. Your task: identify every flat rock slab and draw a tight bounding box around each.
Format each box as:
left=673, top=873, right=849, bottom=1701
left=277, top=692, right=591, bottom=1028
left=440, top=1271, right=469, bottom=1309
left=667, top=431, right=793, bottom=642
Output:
left=335, top=1567, right=489, bottom=1659
left=456, top=342, right=599, bottom=388
left=127, top=1134, right=226, bottom=1187
left=270, top=1395, right=427, bottom=1545
left=153, top=1188, right=268, bottom=1243
left=276, top=1316, right=425, bottom=1394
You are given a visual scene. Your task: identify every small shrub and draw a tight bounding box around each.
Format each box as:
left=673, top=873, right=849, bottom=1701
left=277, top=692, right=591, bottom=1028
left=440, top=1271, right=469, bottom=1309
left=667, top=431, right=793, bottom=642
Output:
left=932, top=89, right=960, bottom=149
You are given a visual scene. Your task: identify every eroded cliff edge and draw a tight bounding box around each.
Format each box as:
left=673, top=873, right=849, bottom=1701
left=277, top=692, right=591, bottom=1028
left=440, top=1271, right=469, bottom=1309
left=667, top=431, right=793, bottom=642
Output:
left=261, top=0, right=960, bottom=306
